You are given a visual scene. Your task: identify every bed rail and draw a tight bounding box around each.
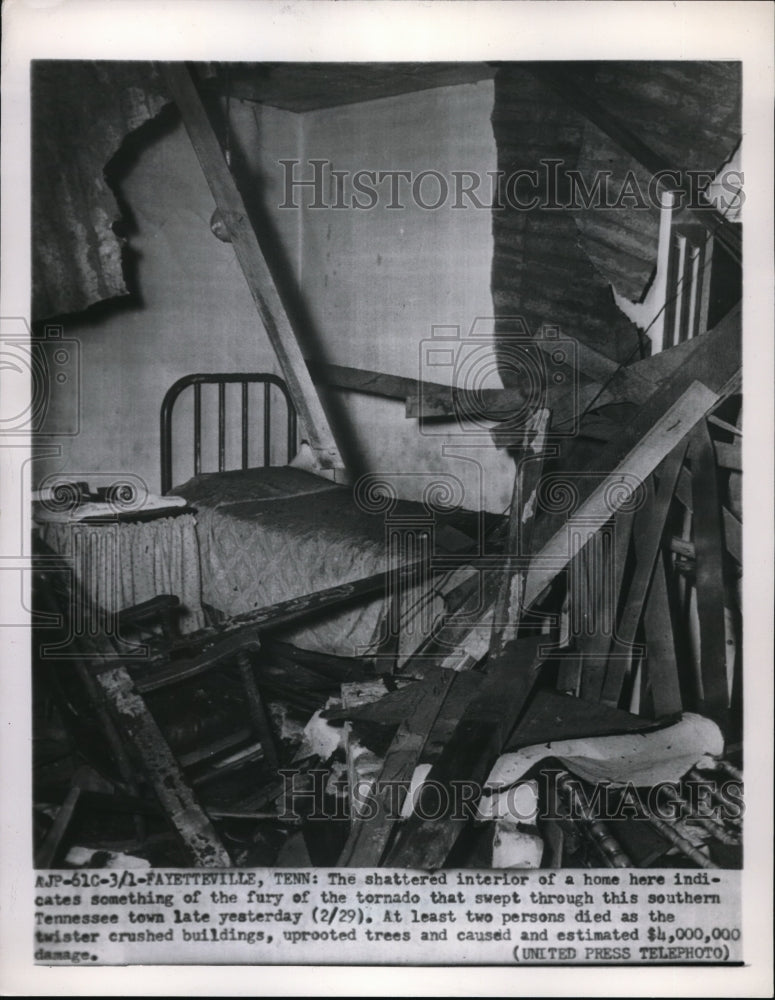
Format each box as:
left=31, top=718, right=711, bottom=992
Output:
left=161, top=373, right=297, bottom=495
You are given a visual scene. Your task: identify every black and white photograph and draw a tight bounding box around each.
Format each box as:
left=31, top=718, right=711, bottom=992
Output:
left=1, top=1, right=772, bottom=995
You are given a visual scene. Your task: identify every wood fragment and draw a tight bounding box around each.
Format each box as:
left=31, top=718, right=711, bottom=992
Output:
left=384, top=636, right=544, bottom=869
left=35, top=785, right=81, bottom=868
left=689, top=421, right=730, bottom=720
left=600, top=441, right=687, bottom=706
left=96, top=665, right=232, bottom=867
left=338, top=669, right=456, bottom=866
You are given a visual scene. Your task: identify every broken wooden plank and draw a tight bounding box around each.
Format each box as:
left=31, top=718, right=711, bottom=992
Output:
left=600, top=440, right=688, bottom=706
left=490, top=408, right=551, bottom=658
left=35, top=785, right=81, bottom=868
left=641, top=553, right=683, bottom=718
left=714, top=440, right=742, bottom=471
left=161, top=64, right=343, bottom=472
left=723, top=507, right=742, bottom=564
left=689, top=420, right=730, bottom=720
left=406, top=384, right=528, bottom=420
left=96, top=664, right=232, bottom=866
left=384, top=636, right=544, bottom=869
left=337, top=669, right=456, bottom=866
left=525, top=307, right=739, bottom=600
left=577, top=508, right=635, bottom=702
left=551, top=304, right=741, bottom=423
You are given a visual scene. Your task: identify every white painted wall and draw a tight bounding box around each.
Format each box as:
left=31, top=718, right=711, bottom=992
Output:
left=295, top=81, right=515, bottom=514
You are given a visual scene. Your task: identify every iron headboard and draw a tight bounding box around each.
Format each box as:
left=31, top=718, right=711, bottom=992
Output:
left=160, top=373, right=297, bottom=495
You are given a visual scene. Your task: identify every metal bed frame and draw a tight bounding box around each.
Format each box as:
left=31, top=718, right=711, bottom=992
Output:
left=160, top=373, right=297, bottom=495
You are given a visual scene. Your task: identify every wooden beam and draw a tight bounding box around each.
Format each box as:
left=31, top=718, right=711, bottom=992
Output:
left=600, top=441, right=688, bottom=706
left=689, top=421, right=730, bottom=721
left=337, top=669, right=456, bottom=867
left=161, top=64, right=343, bottom=472
left=96, top=665, right=232, bottom=867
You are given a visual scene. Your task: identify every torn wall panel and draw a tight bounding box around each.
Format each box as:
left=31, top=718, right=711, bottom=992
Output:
left=32, top=61, right=169, bottom=321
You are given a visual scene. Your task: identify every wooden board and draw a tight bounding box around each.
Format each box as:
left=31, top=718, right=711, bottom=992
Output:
left=96, top=665, right=231, bottom=867
left=384, top=637, right=544, bottom=869
left=600, top=440, right=688, bottom=706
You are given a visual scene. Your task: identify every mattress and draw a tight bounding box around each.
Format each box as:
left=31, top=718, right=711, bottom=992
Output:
left=175, top=467, right=453, bottom=657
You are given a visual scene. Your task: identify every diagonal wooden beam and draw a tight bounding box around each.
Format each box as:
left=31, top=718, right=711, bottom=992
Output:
left=161, top=64, right=344, bottom=472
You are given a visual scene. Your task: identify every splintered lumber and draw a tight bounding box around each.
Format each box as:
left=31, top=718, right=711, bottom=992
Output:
left=577, top=507, right=635, bottom=702
left=600, top=440, right=688, bottom=706
left=524, top=380, right=719, bottom=609
left=337, top=669, right=457, bottom=866
left=490, top=408, right=551, bottom=659
left=551, top=304, right=741, bottom=421
left=161, top=64, right=343, bottom=472
left=523, top=309, right=739, bottom=611
left=405, top=385, right=528, bottom=420
left=640, top=555, right=683, bottom=718
left=95, top=665, right=231, bottom=867
left=689, top=420, right=730, bottom=720
left=384, top=636, right=544, bottom=869
left=35, top=785, right=81, bottom=868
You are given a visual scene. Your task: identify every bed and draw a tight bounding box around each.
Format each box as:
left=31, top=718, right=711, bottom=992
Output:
left=161, top=373, right=478, bottom=659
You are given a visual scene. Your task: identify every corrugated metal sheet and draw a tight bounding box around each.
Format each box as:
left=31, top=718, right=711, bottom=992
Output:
left=32, top=62, right=169, bottom=321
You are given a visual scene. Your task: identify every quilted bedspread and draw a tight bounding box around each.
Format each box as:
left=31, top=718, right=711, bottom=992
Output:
left=175, top=467, right=446, bottom=657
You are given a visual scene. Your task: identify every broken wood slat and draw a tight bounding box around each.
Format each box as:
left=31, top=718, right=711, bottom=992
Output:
left=340, top=680, right=388, bottom=845
left=723, top=507, right=742, bottom=564
left=131, top=629, right=262, bottom=693
left=384, top=637, right=544, bottom=869
left=308, top=359, right=526, bottom=419
left=689, top=421, right=730, bottom=721
left=134, top=558, right=434, bottom=690
left=306, top=360, right=424, bottom=402
left=405, top=384, right=528, bottom=420
left=674, top=473, right=742, bottom=566
left=161, top=64, right=343, bottom=472
left=524, top=380, right=720, bottom=610
left=640, top=554, right=683, bottom=718
left=35, top=785, right=81, bottom=868
left=96, top=665, right=231, bottom=866
left=490, top=408, right=551, bottom=659
left=600, top=440, right=688, bottom=706
left=714, top=440, right=742, bottom=471
left=533, top=332, right=655, bottom=395
left=577, top=508, right=635, bottom=702
left=337, top=669, right=457, bottom=866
